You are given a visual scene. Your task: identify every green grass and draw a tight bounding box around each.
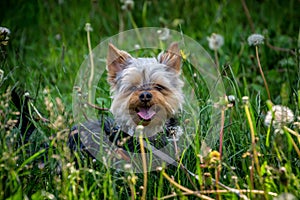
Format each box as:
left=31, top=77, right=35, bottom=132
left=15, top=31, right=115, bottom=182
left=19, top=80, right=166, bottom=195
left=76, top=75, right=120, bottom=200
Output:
left=1, top=0, right=300, bottom=199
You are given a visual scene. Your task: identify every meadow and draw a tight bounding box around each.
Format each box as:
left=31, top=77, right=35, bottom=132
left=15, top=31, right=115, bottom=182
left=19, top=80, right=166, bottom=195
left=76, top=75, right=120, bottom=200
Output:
left=0, top=0, right=300, bottom=199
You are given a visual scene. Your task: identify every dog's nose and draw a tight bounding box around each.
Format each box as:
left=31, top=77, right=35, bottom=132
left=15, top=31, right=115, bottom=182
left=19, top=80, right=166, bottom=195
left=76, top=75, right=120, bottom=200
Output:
left=139, top=91, right=152, bottom=103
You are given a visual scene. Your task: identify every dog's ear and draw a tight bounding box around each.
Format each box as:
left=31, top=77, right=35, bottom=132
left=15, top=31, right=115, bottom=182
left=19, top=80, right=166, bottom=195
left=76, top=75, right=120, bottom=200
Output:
left=107, top=43, right=132, bottom=84
left=158, top=42, right=181, bottom=73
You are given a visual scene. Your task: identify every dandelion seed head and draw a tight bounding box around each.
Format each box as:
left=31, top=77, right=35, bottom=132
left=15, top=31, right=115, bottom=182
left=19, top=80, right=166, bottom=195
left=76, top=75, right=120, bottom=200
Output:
left=0, top=27, right=10, bottom=35
left=124, top=164, right=132, bottom=170
left=274, top=193, right=297, bottom=200
left=247, top=33, right=264, bottom=46
left=264, top=105, right=294, bottom=131
left=121, top=0, right=134, bottom=11
left=55, top=34, right=61, bottom=41
left=156, top=166, right=163, bottom=171
left=84, top=23, right=93, bottom=32
left=135, top=125, right=144, bottom=134
left=0, top=27, right=11, bottom=46
left=157, top=28, right=170, bottom=41
left=207, top=33, right=224, bottom=50
left=134, top=44, right=140, bottom=49
left=227, top=95, right=235, bottom=103
left=24, top=92, right=30, bottom=97
left=242, top=96, right=249, bottom=104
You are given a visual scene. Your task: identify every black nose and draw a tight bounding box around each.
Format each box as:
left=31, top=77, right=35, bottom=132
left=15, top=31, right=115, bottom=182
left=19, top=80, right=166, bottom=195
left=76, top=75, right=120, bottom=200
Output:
left=139, top=91, right=152, bottom=103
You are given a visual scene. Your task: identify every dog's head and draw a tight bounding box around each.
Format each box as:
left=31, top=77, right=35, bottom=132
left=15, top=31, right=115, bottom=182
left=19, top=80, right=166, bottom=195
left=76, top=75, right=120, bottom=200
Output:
left=106, top=43, right=184, bottom=135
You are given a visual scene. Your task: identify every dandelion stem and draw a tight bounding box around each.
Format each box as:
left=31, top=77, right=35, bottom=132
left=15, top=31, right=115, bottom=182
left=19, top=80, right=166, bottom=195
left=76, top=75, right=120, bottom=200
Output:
left=244, top=104, right=261, bottom=176
left=215, top=168, right=221, bottom=200
left=128, top=12, right=144, bottom=46
left=28, top=100, right=49, bottom=123
left=118, top=13, right=125, bottom=44
left=250, top=158, right=254, bottom=190
left=161, top=170, right=214, bottom=200
left=255, top=45, right=271, bottom=100
left=284, top=127, right=300, bottom=157
left=86, top=23, right=94, bottom=104
left=241, top=0, right=255, bottom=33
left=266, top=41, right=296, bottom=56
left=266, top=125, right=271, bottom=147
left=217, top=108, right=225, bottom=198
left=160, top=189, right=276, bottom=200
left=139, top=130, right=147, bottom=200
left=214, top=49, right=220, bottom=67
left=218, top=109, right=225, bottom=161
left=283, top=126, right=300, bottom=144
left=129, top=184, right=135, bottom=200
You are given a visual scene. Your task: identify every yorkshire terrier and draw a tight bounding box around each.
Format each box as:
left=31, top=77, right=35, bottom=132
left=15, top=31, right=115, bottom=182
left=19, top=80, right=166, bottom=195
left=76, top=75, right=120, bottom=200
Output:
left=107, top=42, right=184, bottom=138
left=69, top=42, right=184, bottom=158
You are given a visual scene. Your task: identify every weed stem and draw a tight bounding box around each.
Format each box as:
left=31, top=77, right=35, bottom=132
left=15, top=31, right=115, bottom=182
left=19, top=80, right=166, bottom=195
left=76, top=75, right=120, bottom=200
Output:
left=128, top=12, right=144, bottom=46
left=86, top=23, right=94, bottom=104
left=244, top=104, right=261, bottom=175
left=284, top=126, right=300, bottom=157
left=255, top=46, right=271, bottom=100
left=217, top=108, right=225, bottom=199
left=283, top=126, right=300, bottom=144
left=241, top=0, right=255, bottom=33
left=214, top=49, right=220, bottom=68
left=161, top=170, right=213, bottom=200
left=138, top=128, right=147, bottom=200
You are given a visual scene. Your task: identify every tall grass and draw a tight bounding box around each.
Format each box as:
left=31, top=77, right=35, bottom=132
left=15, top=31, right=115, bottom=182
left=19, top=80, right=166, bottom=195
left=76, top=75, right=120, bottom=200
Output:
left=1, top=0, right=300, bottom=199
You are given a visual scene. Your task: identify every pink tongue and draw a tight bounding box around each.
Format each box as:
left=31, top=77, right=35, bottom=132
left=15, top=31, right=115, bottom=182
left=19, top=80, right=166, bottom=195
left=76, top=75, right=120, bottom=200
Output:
left=137, top=108, right=156, bottom=120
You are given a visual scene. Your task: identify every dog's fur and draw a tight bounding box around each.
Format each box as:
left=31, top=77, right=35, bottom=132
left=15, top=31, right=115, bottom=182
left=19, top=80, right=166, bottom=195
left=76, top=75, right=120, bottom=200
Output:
left=106, top=43, right=184, bottom=137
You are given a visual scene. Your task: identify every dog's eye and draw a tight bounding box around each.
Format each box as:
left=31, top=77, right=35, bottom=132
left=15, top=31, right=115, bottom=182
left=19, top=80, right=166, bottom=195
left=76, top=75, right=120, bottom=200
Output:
left=154, top=84, right=165, bottom=91
left=129, top=86, right=137, bottom=91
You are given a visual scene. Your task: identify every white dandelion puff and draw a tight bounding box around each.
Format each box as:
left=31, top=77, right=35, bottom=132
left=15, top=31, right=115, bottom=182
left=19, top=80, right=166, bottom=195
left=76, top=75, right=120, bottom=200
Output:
left=227, top=95, right=236, bottom=103
left=135, top=125, right=144, bottom=135
left=121, top=0, right=134, bottom=11
left=0, top=27, right=10, bottom=35
left=247, top=33, right=264, bottom=46
left=274, top=193, right=297, bottom=200
left=264, top=105, right=294, bottom=131
left=157, top=28, right=170, bottom=41
left=84, top=23, right=93, bottom=32
left=0, top=27, right=11, bottom=46
left=124, top=164, right=132, bottom=170
left=134, top=44, right=141, bottom=50
left=242, top=96, right=249, bottom=104
left=207, top=33, right=224, bottom=50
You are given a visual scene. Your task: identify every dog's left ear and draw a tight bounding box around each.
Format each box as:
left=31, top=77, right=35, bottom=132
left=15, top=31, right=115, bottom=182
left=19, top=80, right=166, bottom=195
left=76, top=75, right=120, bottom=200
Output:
left=158, top=42, right=181, bottom=73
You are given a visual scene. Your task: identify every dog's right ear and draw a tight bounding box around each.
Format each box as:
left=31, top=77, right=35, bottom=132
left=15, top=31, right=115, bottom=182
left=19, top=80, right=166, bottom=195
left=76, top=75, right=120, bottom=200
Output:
left=107, top=43, right=132, bottom=85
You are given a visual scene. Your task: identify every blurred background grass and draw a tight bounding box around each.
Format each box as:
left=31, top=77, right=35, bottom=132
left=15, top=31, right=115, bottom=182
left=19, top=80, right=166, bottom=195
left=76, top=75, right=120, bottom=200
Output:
left=1, top=0, right=299, bottom=96
left=1, top=0, right=300, bottom=199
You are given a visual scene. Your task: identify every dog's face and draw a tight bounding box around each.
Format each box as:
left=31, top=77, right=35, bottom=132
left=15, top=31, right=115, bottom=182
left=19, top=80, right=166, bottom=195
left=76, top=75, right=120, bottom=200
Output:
left=106, top=43, right=184, bottom=135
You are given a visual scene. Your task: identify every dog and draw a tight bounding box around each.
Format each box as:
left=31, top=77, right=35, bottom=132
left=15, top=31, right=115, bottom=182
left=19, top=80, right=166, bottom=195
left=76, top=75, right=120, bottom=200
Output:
left=107, top=42, right=184, bottom=137
left=68, top=42, right=184, bottom=160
